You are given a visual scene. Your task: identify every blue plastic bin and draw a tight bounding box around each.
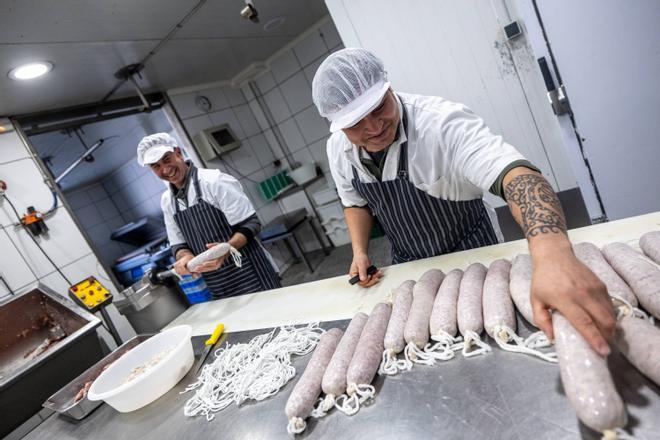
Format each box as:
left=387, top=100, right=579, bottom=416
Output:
left=178, top=275, right=213, bottom=304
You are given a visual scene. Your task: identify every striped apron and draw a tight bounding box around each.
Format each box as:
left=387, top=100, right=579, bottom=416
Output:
left=350, top=105, right=499, bottom=265
left=173, top=167, right=280, bottom=298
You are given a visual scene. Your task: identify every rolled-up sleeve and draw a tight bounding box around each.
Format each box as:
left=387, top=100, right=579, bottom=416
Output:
left=233, top=213, right=262, bottom=241
left=327, top=137, right=368, bottom=208
left=440, top=103, right=527, bottom=193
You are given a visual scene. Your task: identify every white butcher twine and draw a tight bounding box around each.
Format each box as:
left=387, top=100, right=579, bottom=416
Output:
left=379, top=348, right=414, bottom=375
left=334, top=383, right=375, bottom=416
left=491, top=325, right=557, bottom=363
left=611, top=293, right=654, bottom=324
left=461, top=330, right=492, bottom=358
left=181, top=323, right=323, bottom=420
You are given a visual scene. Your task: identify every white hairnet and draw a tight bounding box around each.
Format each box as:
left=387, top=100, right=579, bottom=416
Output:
left=136, top=132, right=178, bottom=166
left=312, top=48, right=390, bottom=131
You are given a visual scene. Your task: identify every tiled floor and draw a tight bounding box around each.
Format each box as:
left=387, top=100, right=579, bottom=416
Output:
left=280, top=236, right=392, bottom=287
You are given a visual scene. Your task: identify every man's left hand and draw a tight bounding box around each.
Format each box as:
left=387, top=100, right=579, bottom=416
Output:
left=192, top=243, right=228, bottom=272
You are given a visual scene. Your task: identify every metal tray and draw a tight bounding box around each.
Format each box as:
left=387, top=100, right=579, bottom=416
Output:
left=43, top=334, right=153, bottom=420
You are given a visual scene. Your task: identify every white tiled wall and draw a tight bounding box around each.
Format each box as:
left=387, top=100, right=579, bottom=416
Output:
left=65, top=181, right=139, bottom=266
left=101, top=157, right=166, bottom=225
left=0, top=129, right=135, bottom=344
left=253, top=23, right=344, bottom=175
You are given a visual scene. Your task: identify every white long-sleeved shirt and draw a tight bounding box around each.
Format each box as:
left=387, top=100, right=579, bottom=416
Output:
left=327, top=92, right=528, bottom=207
left=161, top=168, right=255, bottom=248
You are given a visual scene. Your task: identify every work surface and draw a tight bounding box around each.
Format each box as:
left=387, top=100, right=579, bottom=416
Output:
left=25, top=212, right=660, bottom=439
left=168, top=211, right=660, bottom=337
left=25, top=320, right=660, bottom=440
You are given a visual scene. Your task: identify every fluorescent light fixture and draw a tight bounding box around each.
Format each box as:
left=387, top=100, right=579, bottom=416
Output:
left=8, top=62, right=53, bottom=80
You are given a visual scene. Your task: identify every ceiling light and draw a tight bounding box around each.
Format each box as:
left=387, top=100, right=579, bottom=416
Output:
left=263, top=17, right=286, bottom=32
left=8, top=62, right=53, bottom=81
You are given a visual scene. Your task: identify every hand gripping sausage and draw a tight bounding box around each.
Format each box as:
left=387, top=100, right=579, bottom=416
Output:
left=553, top=312, right=627, bottom=435
left=336, top=302, right=391, bottom=416
left=457, top=263, right=491, bottom=357
left=427, top=269, right=464, bottom=361
left=573, top=242, right=638, bottom=308
left=285, top=328, right=343, bottom=434
left=639, top=231, right=660, bottom=265
left=602, top=242, right=660, bottom=319
left=311, top=312, right=368, bottom=417
left=403, top=269, right=445, bottom=366
left=187, top=242, right=242, bottom=271
left=484, top=259, right=556, bottom=363
left=379, top=280, right=415, bottom=375
left=613, top=314, right=660, bottom=386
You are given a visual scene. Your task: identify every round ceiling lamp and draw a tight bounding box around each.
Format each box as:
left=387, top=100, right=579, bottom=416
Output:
left=8, top=62, right=53, bottom=80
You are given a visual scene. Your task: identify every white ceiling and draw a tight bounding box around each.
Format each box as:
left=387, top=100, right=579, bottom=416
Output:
left=0, top=0, right=330, bottom=116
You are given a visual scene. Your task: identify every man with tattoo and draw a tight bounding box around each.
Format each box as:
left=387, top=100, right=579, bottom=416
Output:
left=312, top=48, right=615, bottom=355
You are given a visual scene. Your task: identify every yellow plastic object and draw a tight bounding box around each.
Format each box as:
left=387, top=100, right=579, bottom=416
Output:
left=69, top=276, right=112, bottom=312
left=205, top=323, right=225, bottom=346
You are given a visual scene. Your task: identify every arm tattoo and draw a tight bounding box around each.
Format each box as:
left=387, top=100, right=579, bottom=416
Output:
left=504, top=173, right=567, bottom=238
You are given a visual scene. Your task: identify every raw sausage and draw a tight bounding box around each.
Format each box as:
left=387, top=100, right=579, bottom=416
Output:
left=509, top=254, right=535, bottom=325
left=312, top=312, right=368, bottom=416
left=553, top=312, right=627, bottom=434
left=640, top=231, right=660, bottom=265
left=573, top=242, right=637, bottom=307
left=602, top=242, right=660, bottom=319
left=613, top=315, right=660, bottom=386
left=188, top=243, right=241, bottom=271
left=483, top=259, right=515, bottom=339
left=322, top=313, right=368, bottom=397
left=403, top=269, right=444, bottom=365
left=457, top=263, right=490, bottom=357
left=485, top=259, right=556, bottom=362
left=426, top=269, right=464, bottom=360
left=380, top=281, right=415, bottom=375
left=337, top=302, right=391, bottom=415
left=285, top=328, right=343, bottom=434
left=429, top=269, right=463, bottom=339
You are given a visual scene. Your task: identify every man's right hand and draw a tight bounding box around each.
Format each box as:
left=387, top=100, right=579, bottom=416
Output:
left=173, top=251, right=196, bottom=276
left=349, top=253, right=382, bottom=288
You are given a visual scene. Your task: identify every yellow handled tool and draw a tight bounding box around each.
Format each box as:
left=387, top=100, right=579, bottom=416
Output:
left=193, top=323, right=224, bottom=374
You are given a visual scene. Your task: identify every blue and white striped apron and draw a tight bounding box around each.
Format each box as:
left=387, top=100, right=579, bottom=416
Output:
left=173, top=167, right=280, bottom=298
left=351, top=104, right=498, bottom=265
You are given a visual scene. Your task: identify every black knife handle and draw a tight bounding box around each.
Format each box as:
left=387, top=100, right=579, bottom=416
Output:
left=348, top=265, right=378, bottom=285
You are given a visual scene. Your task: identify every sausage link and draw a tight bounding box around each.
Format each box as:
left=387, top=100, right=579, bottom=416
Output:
left=640, top=231, right=660, bottom=265
left=404, top=269, right=444, bottom=348
left=429, top=269, right=463, bottom=338
left=602, top=242, right=660, bottom=319
left=321, top=313, right=368, bottom=397
left=346, top=303, right=392, bottom=387
left=573, top=242, right=637, bottom=306
left=457, top=263, right=487, bottom=336
left=553, top=313, right=626, bottom=433
left=285, top=328, right=343, bottom=419
left=383, top=280, right=415, bottom=353
left=483, top=259, right=515, bottom=339
left=613, top=315, right=660, bottom=386
left=509, top=254, right=535, bottom=325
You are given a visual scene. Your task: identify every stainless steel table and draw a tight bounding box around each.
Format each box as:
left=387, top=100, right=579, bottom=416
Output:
left=24, top=319, right=660, bottom=440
